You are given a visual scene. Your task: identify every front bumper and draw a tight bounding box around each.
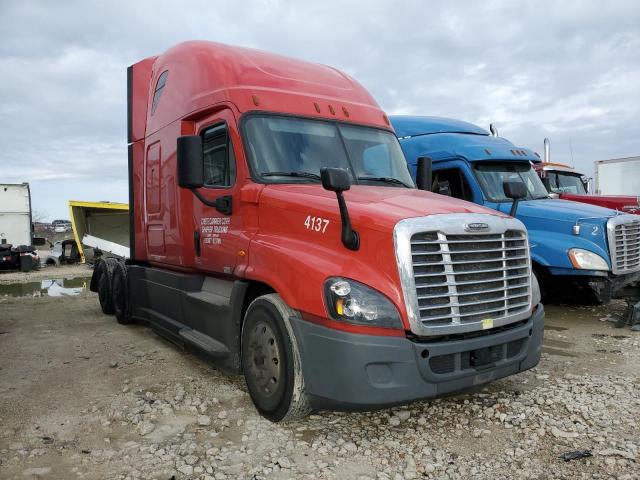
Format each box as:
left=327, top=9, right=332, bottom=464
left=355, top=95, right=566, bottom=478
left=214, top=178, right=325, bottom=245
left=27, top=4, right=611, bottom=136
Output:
left=545, top=269, right=640, bottom=303
left=610, top=270, right=640, bottom=300
left=290, top=304, right=544, bottom=411
left=584, top=270, right=640, bottom=303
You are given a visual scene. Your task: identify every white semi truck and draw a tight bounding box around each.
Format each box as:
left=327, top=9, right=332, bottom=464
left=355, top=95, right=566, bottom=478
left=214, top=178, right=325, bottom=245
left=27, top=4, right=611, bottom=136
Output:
left=0, top=183, right=43, bottom=271
left=595, top=156, right=640, bottom=196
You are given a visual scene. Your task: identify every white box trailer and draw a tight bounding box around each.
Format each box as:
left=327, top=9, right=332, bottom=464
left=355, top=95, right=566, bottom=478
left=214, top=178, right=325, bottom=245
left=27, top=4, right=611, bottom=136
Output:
left=595, top=156, right=640, bottom=195
left=0, top=183, right=41, bottom=271
left=1, top=183, right=32, bottom=246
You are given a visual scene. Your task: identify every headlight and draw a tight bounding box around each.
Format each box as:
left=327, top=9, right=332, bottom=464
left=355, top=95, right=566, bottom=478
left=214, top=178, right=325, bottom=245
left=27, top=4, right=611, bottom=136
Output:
left=324, top=277, right=403, bottom=329
left=568, top=248, right=609, bottom=271
left=531, top=272, right=541, bottom=306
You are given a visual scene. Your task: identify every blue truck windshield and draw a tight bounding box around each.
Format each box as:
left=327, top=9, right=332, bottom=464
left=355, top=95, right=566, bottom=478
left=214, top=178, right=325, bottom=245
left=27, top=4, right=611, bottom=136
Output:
left=243, top=115, right=414, bottom=187
left=474, top=162, right=549, bottom=202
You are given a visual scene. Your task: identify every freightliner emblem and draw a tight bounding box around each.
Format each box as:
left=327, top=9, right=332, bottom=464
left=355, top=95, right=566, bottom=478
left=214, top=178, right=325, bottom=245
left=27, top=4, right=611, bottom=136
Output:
left=464, top=222, right=490, bottom=232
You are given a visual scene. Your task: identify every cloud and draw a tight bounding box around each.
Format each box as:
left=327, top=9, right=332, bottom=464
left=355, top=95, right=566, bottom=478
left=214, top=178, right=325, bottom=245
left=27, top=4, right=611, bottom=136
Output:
left=0, top=0, right=639, bottom=219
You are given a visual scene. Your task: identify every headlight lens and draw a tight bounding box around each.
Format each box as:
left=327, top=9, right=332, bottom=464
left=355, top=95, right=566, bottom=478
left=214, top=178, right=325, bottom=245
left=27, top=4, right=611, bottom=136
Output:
left=568, top=248, right=609, bottom=271
left=324, top=277, right=403, bottom=329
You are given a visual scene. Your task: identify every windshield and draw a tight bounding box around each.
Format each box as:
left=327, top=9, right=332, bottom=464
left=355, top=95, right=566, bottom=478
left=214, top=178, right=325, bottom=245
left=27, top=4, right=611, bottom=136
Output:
left=242, top=115, right=414, bottom=187
left=547, top=171, right=588, bottom=194
left=474, top=162, right=549, bottom=201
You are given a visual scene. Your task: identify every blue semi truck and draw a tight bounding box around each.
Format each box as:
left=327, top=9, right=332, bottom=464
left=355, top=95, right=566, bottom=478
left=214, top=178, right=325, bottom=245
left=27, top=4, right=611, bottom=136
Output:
left=390, top=116, right=640, bottom=325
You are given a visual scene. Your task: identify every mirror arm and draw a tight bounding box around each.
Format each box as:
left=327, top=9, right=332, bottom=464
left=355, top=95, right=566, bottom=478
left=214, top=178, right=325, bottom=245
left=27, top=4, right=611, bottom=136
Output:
left=510, top=198, right=520, bottom=217
left=335, top=191, right=359, bottom=251
left=191, top=188, right=233, bottom=215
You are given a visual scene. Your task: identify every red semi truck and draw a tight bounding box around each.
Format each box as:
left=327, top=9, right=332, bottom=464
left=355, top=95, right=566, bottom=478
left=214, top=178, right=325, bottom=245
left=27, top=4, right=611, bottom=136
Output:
left=533, top=139, right=640, bottom=214
left=92, top=41, right=544, bottom=421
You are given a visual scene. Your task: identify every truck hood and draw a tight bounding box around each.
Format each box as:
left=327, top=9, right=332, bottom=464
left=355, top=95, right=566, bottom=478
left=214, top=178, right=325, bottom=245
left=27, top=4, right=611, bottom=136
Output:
left=489, top=198, right=621, bottom=270
left=260, top=184, right=504, bottom=232
left=496, top=198, right=618, bottom=226
left=559, top=193, right=640, bottom=214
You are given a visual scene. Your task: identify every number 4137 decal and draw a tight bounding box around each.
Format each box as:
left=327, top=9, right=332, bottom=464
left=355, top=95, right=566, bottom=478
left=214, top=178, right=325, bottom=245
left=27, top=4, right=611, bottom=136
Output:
left=304, top=215, right=330, bottom=233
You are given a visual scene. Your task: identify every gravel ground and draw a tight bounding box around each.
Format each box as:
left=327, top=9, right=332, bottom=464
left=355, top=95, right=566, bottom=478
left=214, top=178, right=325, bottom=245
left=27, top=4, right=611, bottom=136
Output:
left=0, top=279, right=638, bottom=479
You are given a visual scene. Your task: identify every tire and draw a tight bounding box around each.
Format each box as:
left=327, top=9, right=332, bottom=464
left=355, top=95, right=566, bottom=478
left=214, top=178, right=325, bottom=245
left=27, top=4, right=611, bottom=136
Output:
left=90, top=259, right=105, bottom=293
left=98, top=258, right=117, bottom=315
left=112, top=261, right=134, bottom=325
left=241, top=294, right=311, bottom=422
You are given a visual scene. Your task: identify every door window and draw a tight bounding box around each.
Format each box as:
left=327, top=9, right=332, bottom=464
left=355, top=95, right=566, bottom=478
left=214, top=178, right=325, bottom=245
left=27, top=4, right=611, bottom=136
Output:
left=202, top=124, right=236, bottom=188
left=432, top=168, right=473, bottom=201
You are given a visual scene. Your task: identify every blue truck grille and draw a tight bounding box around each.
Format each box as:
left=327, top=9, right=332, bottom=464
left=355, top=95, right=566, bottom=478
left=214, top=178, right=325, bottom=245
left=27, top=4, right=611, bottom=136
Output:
left=411, top=230, right=531, bottom=328
left=609, top=217, right=640, bottom=275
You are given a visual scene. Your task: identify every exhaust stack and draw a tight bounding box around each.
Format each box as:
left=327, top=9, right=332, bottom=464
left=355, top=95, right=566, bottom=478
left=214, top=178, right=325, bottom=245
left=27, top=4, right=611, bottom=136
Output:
left=489, top=123, right=499, bottom=137
left=543, top=138, right=550, bottom=163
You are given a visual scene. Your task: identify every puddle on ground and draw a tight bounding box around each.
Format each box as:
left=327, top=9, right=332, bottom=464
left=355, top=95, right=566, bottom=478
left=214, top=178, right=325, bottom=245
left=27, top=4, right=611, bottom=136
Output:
left=542, top=337, right=577, bottom=357
left=544, top=338, right=575, bottom=349
left=545, top=324, right=568, bottom=332
left=542, top=347, right=577, bottom=357
left=0, top=277, right=91, bottom=297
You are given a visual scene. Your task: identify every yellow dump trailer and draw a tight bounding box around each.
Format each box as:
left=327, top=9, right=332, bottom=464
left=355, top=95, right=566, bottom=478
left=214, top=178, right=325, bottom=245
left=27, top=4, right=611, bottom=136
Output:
left=68, top=201, right=129, bottom=263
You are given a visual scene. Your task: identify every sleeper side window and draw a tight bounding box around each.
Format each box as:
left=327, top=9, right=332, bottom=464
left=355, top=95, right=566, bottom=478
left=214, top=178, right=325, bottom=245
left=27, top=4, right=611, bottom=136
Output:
left=202, top=124, right=236, bottom=188
left=151, top=70, right=169, bottom=114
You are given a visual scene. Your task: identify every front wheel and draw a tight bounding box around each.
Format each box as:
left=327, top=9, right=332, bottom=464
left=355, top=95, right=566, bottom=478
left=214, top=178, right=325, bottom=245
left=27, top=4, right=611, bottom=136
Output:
left=241, top=294, right=311, bottom=422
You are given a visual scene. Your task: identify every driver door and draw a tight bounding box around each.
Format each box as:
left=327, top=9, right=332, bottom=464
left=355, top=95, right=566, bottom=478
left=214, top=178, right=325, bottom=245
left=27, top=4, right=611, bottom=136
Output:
left=192, top=109, right=246, bottom=275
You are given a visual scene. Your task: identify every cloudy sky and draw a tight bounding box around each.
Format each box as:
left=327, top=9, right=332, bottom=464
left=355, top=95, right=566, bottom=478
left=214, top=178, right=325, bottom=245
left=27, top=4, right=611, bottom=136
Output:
left=1, top=0, right=639, bottom=220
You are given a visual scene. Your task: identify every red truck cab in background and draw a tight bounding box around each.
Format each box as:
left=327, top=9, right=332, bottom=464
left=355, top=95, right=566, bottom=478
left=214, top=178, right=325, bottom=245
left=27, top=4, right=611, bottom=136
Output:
left=92, top=41, right=544, bottom=421
left=533, top=139, right=639, bottom=215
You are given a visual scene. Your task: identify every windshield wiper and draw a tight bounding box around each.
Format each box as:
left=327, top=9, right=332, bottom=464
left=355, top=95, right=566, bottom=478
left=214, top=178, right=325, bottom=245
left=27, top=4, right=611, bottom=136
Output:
left=357, top=176, right=411, bottom=188
left=261, top=171, right=321, bottom=180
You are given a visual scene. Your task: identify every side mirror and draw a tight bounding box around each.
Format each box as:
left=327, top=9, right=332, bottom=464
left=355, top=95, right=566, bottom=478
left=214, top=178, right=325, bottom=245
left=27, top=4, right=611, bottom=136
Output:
left=416, top=156, right=432, bottom=191
left=320, top=168, right=359, bottom=251
left=504, top=181, right=527, bottom=199
left=321, top=167, right=351, bottom=192
left=177, top=135, right=204, bottom=189
left=503, top=181, right=527, bottom=217
left=32, top=237, right=47, bottom=247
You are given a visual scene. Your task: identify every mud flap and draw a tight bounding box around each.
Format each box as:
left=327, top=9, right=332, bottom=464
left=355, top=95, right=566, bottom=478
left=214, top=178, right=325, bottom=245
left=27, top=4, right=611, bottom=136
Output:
left=630, top=302, right=640, bottom=332
left=615, top=300, right=640, bottom=330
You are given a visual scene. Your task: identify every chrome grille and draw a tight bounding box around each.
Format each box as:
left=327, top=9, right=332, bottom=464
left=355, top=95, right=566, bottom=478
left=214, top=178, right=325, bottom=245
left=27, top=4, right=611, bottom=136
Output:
left=394, top=214, right=533, bottom=336
left=607, top=215, right=640, bottom=275
left=412, top=230, right=530, bottom=326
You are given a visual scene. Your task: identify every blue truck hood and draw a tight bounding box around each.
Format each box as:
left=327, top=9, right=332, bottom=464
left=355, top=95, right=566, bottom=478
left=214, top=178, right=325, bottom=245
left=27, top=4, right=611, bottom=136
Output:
left=489, top=198, right=616, bottom=271
left=503, top=198, right=616, bottom=225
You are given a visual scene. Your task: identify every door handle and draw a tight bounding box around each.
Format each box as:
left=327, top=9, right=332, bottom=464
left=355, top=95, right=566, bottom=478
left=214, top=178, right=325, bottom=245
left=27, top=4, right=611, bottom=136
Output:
left=194, top=230, right=201, bottom=257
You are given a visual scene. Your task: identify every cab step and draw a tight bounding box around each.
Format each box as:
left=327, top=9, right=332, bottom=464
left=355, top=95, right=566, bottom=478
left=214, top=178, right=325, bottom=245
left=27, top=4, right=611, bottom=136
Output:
left=178, top=328, right=230, bottom=357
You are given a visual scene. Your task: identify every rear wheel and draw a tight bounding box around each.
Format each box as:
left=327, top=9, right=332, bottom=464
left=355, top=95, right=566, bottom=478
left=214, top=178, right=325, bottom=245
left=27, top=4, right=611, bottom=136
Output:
left=90, top=259, right=105, bottom=292
left=112, top=261, right=134, bottom=324
left=241, top=294, right=311, bottom=422
left=98, top=258, right=117, bottom=315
